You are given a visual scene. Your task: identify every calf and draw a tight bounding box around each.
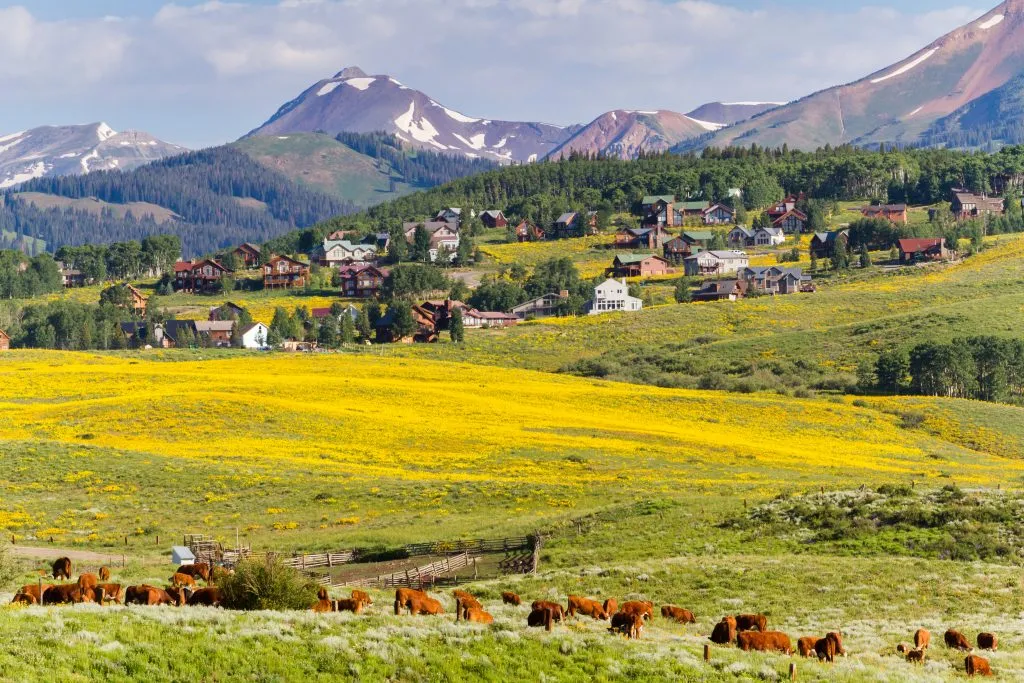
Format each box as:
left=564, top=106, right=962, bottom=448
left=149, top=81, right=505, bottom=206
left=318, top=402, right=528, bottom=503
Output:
left=176, top=563, right=211, bottom=583
left=620, top=601, right=654, bottom=621
left=13, top=584, right=53, bottom=605
left=735, top=613, right=767, bottom=632
left=187, top=587, right=223, bottom=607
left=407, top=595, right=444, bottom=616
left=43, top=584, right=86, bottom=605
left=165, top=586, right=190, bottom=606
left=125, top=585, right=176, bottom=606
left=462, top=607, right=494, bottom=625
left=98, top=583, right=124, bottom=604
left=945, top=629, right=971, bottom=651
left=52, top=557, right=72, bottom=581
left=609, top=611, right=644, bottom=639
left=395, top=588, right=426, bottom=615
left=815, top=632, right=841, bottom=663
left=171, top=573, right=197, bottom=589
left=710, top=617, right=737, bottom=645
left=797, top=636, right=818, bottom=658
left=351, top=590, right=372, bottom=606
left=603, top=598, right=618, bottom=617
left=906, top=648, right=926, bottom=664
left=896, top=643, right=911, bottom=654
left=567, top=596, right=608, bottom=620
left=965, top=655, right=992, bottom=677
left=914, top=629, right=930, bottom=650
left=501, top=591, right=521, bottom=606
left=976, top=632, right=997, bottom=651
left=311, top=599, right=334, bottom=613
left=99, top=566, right=111, bottom=582
left=334, top=598, right=364, bottom=614
left=531, top=600, right=565, bottom=623
left=737, top=631, right=793, bottom=655
left=661, top=605, right=696, bottom=624
left=528, top=607, right=554, bottom=631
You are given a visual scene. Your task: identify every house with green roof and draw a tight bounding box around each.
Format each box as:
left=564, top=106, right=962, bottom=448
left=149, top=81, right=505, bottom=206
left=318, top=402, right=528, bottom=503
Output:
left=641, top=195, right=679, bottom=228
left=607, top=253, right=672, bottom=278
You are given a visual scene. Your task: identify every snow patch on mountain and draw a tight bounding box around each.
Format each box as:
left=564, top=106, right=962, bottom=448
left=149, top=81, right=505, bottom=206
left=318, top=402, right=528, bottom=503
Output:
left=344, top=78, right=376, bottom=91
left=394, top=102, right=445, bottom=149
left=870, top=49, right=938, bottom=84
left=0, top=161, right=48, bottom=189
left=979, top=14, right=1004, bottom=30
left=685, top=116, right=727, bottom=132
left=317, top=82, right=342, bottom=96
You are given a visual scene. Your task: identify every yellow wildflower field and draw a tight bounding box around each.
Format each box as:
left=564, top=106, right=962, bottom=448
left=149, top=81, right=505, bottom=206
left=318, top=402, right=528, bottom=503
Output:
left=0, top=351, right=1016, bottom=550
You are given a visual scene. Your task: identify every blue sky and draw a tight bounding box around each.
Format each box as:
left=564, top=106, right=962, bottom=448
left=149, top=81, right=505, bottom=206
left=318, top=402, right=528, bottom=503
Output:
left=0, top=1, right=992, bottom=147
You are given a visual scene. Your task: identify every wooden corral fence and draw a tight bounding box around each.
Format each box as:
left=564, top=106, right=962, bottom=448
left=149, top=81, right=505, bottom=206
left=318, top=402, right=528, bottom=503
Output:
left=340, top=552, right=477, bottom=589
left=185, top=534, right=251, bottom=568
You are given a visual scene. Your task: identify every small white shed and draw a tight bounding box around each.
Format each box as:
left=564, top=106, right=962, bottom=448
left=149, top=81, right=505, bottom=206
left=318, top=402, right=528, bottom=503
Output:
left=172, top=546, right=196, bottom=565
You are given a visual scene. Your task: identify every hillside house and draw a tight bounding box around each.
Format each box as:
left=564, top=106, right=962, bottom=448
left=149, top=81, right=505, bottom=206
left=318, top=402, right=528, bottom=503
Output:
left=767, top=193, right=804, bottom=220
left=435, top=208, right=463, bottom=225
left=585, top=278, right=642, bottom=315
left=194, top=321, right=235, bottom=347
left=209, top=302, right=245, bottom=321
left=240, top=322, right=270, bottom=350
left=0, top=329, right=10, bottom=351
left=553, top=212, right=596, bottom=239
left=60, top=264, right=88, bottom=288
left=608, top=253, right=671, bottom=278
left=810, top=230, right=849, bottom=259
left=951, top=191, right=1004, bottom=220
left=702, top=203, right=736, bottom=225
left=753, top=226, right=785, bottom=246
left=403, top=222, right=461, bottom=261
left=120, top=320, right=200, bottom=349
left=234, top=242, right=262, bottom=267
left=480, top=210, right=508, bottom=229
left=175, top=259, right=232, bottom=294
left=641, top=195, right=677, bottom=228
left=898, top=238, right=951, bottom=264
left=263, top=254, right=310, bottom=289
left=675, top=201, right=710, bottom=223
left=772, top=208, right=808, bottom=234
left=469, top=311, right=520, bottom=328
left=314, top=239, right=377, bottom=267
left=739, top=267, right=813, bottom=294
left=693, top=280, right=746, bottom=302
left=511, top=292, right=569, bottom=319
left=514, top=220, right=544, bottom=242
left=338, top=264, right=387, bottom=298
left=615, top=226, right=671, bottom=250
left=681, top=231, right=714, bottom=248
left=125, top=284, right=148, bottom=315
left=375, top=304, right=437, bottom=344
left=861, top=204, right=908, bottom=224
left=728, top=226, right=755, bottom=247
left=683, top=250, right=749, bottom=277
left=312, top=305, right=359, bottom=324
left=663, top=237, right=695, bottom=264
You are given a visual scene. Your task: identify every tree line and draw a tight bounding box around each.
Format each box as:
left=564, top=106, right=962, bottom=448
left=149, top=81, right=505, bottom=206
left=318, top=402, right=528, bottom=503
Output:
left=55, top=234, right=182, bottom=281
left=335, top=131, right=497, bottom=188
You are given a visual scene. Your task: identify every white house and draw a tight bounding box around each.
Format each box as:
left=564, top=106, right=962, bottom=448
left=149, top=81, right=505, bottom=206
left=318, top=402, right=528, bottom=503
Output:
left=753, top=226, right=786, bottom=246
left=240, top=322, right=270, bottom=350
left=728, top=226, right=755, bottom=247
left=683, top=250, right=749, bottom=277
left=585, top=278, right=643, bottom=315
left=315, top=240, right=377, bottom=267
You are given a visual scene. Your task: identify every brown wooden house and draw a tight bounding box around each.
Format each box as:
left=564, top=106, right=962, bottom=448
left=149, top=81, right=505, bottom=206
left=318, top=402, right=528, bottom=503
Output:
left=663, top=237, right=694, bottom=263
left=175, top=259, right=232, bottom=294
left=0, top=328, right=10, bottom=351
left=234, top=242, right=263, bottom=267
left=338, top=264, right=387, bottom=298
left=514, top=220, right=544, bottom=242
left=772, top=208, right=808, bottom=234
left=480, top=210, right=508, bottom=229
left=951, top=191, right=1004, bottom=220
left=810, top=230, right=849, bottom=259
left=861, top=204, right=908, bottom=224
left=263, top=255, right=310, bottom=290
left=608, top=253, right=672, bottom=278
left=125, top=284, right=148, bottom=315
left=898, top=238, right=951, bottom=264
left=375, top=304, right=437, bottom=344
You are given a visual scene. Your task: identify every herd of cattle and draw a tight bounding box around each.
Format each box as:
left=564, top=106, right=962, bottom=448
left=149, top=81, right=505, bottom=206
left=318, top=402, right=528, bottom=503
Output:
left=10, top=558, right=224, bottom=608
left=9, top=558, right=1000, bottom=676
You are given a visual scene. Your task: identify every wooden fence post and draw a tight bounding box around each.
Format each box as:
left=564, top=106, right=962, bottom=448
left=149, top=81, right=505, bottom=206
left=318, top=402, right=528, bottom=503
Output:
left=789, top=662, right=796, bottom=680
left=703, top=644, right=710, bottom=663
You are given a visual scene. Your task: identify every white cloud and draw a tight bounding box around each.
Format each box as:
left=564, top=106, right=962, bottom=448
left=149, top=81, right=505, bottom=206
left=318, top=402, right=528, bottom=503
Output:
left=0, top=1, right=990, bottom=147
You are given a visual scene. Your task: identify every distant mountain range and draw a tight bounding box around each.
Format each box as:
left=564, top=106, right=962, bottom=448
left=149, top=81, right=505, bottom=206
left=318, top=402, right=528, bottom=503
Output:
left=685, top=0, right=1024, bottom=151
left=0, top=123, right=185, bottom=189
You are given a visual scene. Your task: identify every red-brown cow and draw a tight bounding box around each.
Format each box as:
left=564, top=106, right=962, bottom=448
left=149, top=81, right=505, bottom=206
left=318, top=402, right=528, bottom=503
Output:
left=915, top=629, right=930, bottom=650
left=531, top=600, right=565, bottom=623
left=502, top=592, right=521, bottom=606
left=165, top=586, right=189, bottom=606
left=711, top=617, right=737, bottom=645
left=175, top=563, right=211, bottom=583
left=976, top=632, right=997, bottom=651
left=125, top=585, right=176, bottom=606
left=815, top=632, right=841, bottom=663
left=98, top=583, right=123, bottom=604
left=965, top=655, right=992, bottom=676
left=528, top=607, right=554, bottom=631
left=406, top=595, right=444, bottom=616
left=620, top=601, right=654, bottom=621
left=907, top=649, right=925, bottom=664
left=187, top=587, right=223, bottom=607
left=661, top=605, right=696, bottom=624
left=394, top=588, right=426, bottom=615
left=945, top=629, right=971, bottom=651
left=735, top=614, right=768, bottom=632
left=351, top=590, right=372, bottom=606
left=737, top=631, right=793, bottom=655
left=797, top=636, right=818, bottom=658
left=462, top=607, right=494, bottom=625
left=43, top=584, right=90, bottom=605
left=603, top=598, right=618, bottom=617
left=13, top=583, right=53, bottom=605
left=567, top=596, right=608, bottom=620
left=312, top=599, right=333, bottom=613
left=609, top=611, right=644, bottom=639
left=334, top=598, right=365, bottom=614
left=171, top=573, right=197, bottom=589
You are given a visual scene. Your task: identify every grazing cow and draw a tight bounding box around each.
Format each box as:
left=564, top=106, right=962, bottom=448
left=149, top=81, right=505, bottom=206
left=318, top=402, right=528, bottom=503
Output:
left=406, top=595, right=444, bottom=616
left=737, top=631, right=793, bottom=655
left=171, top=573, right=197, bottom=589
left=98, top=584, right=124, bottom=604
left=965, top=654, right=992, bottom=677
left=735, top=614, right=768, bottom=633
left=125, top=585, right=176, bottom=606
left=351, top=590, right=372, bottom=606
left=896, top=643, right=910, bottom=654
left=78, top=573, right=100, bottom=593
left=826, top=631, right=846, bottom=656
left=915, top=629, right=930, bottom=650
left=977, top=632, right=997, bottom=651
left=502, top=592, right=522, bottom=606
left=334, top=598, right=364, bottom=614
left=609, top=611, right=644, bottom=639
left=453, top=590, right=480, bottom=608
left=661, top=605, right=696, bottom=624
left=11, top=592, right=37, bottom=605
left=945, top=629, right=971, bottom=651
left=815, top=632, right=840, bottom=663
left=176, top=563, right=211, bottom=583
left=568, top=596, right=608, bottom=620
left=797, top=637, right=818, bottom=658
left=462, top=607, right=494, bottom=625
left=13, top=584, right=53, bottom=605
left=43, top=584, right=87, bottom=605
left=395, top=588, right=426, bottom=615
left=528, top=607, right=554, bottom=631
left=710, top=617, right=737, bottom=645
left=603, top=598, right=618, bottom=617
left=906, top=648, right=925, bottom=664
left=187, top=587, right=223, bottom=607
left=620, top=601, right=654, bottom=621
left=531, top=600, right=565, bottom=623
left=99, top=566, right=111, bottom=582
left=312, top=599, right=333, bottom=613
left=52, top=557, right=72, bottom=580
left=165, top=586, right=190, bottom=606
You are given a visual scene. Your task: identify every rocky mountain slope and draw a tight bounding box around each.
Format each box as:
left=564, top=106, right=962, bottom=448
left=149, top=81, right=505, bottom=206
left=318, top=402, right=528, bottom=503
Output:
left=684, top=102, right=784, bottom=126
left=546, top=110, right=718, bottom=159
left=0, top=123, right=185, bottom=189
left=247, top=67, right=579, bottom=163
left=685, top=1, right=1024, bottom=151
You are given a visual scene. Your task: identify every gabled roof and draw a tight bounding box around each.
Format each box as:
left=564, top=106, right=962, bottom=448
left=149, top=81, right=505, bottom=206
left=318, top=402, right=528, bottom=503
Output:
left=677, top=201, right=710, bottom=211
left=682, top=230, right=714, bottom=241
left=704, top=203, right=735, bottom=214
left=324, top=239, right=376, bottom=252
left=268, top=254, right=308, bottom=267
left=237, top=242, right=262, bottom=253
left=555, top=212, right=578, bottom=224
left=772, top=209, right=807, bottom=225
left=194, top=321, right=235, bottom=333
left=898, top=238, right=945, bottom=252
left=755, top=226, right=784, bottom=236
left=403, top=221, right=459, bottom=234
left=687, top=250, right=749, bottom=261
left=861, top=204, right=907, bottom=213
left=812, top=230, right=848, bottom=243
left=480, top=210, right=505, bottom=219
left=642, top=195, right=676, bottom=206
left=614, top=253, right=665, bottom=265
left=174, top=261, right=194, bottom=273
left=730, top=226, right=755, bottom=237
left=239, top=322, right=267, bottom=335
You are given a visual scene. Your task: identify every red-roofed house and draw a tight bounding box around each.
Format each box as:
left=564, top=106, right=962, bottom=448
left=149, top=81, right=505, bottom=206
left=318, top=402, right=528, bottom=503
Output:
left=861, top=204, right=908, bottom=224
left=772, top=208, right=808, bottom=234
left=175, top=259, right=232, bottom=294
left=898, top=238, right=951, bottom=264
left=263, top=255, right=310, bottom=289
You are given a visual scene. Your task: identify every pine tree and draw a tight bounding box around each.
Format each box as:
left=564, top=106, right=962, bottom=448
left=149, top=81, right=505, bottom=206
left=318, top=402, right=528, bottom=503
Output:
left=449, top=307, right=465, bottom=343
left=356, top=307, right=372, bottom=342
left=340, top=310, right=356, bottom=344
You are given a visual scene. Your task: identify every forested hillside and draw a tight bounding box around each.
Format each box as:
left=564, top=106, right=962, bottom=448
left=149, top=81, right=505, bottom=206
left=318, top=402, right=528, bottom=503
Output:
left=334, top=131, right=497, bottom=188
left=269, top=145, right=1024, bottom=252
left=1, top=148, right=352, bottom=256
